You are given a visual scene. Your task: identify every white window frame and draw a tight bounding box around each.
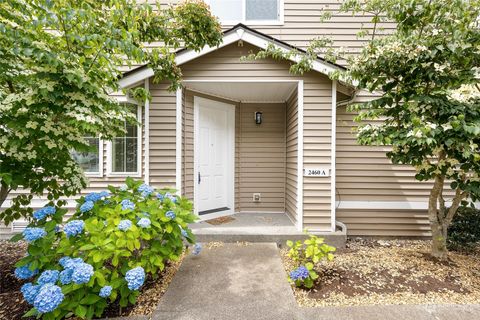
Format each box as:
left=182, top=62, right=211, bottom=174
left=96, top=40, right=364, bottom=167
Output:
left=71, top=136, right=104, bottom=178
left=206, top=0, right=284, bottom=26
left=84, top=136, right=104, bottom=178
left=106, top=103, right=142, bottom=177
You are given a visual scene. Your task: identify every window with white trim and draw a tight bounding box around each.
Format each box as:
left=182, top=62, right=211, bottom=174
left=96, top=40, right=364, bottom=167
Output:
left=71, top=137, right=102, bottom=176
left=108, top=104, right=141, bottom=175
left=208, top=0, right=283, bottom=25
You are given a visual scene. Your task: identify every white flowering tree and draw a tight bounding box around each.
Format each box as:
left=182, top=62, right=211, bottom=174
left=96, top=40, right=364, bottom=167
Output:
left=0, top=0, right=222, bottom=224
left=248, top=0, right=480, bottom=259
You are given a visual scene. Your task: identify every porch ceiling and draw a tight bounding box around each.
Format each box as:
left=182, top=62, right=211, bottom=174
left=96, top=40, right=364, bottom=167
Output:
left=184, top=81, right=297, bottom=103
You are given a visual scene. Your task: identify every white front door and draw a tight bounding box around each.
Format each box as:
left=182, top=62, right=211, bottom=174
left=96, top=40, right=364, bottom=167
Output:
left=194, top=96, right=235, bottom=216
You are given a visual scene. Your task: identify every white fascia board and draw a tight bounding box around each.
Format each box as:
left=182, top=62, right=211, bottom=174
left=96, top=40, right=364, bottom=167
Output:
left=175, top=32, right=240, bottom=65
left=240, top=31, right=340, bottom=75
left=118, top=67, right=155, bottom=89
left=118, top=27, right=343, bottom=89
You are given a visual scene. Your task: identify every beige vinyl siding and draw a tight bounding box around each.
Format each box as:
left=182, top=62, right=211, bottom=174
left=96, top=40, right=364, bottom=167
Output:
left=335, top=105, right=445, bottom=236
left=338, top=209, right=431, bottom=237
left=238, top=103, right=286, bottom=212
left=180, top=42, right=332, bottom=230
left=285, top=88, right=298, bottom=223
left=149, top=80, right=177, bottom=189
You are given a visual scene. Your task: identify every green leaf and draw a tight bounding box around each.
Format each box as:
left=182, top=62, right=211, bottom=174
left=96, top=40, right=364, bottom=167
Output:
left=75, top=305, right=87, bottom=318
left=10, top=233, right=23, bottom=242
left=80, top=294, right=101, bottom=305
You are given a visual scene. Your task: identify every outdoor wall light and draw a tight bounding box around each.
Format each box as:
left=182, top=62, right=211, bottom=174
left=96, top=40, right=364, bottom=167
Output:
left=255, top=111, right=262, bottom=125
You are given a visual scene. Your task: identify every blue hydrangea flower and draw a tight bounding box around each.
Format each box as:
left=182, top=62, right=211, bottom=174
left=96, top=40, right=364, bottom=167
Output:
left=192, top=243, right=202, bottom=256
left=125, top=267, right=145, bottom=290
left=59, top=269, right=73, bottom=285
left=33, top=283, right=64, bottom=313
left=137, top=218, right=151, bottom=228
left=156, top=193, right=164, bottom=201
left=289, top=265, right=309, bottom=281
left=118, top=219, right=132, bottom=231
left=138, top=184, right=154, bottom=197
left=99, top=286, right=112, bottom=298
left=63, top=220, right=84, bottom=237
left=121, top=199, right=135, bottom=211
left=80, top=200, right=94, bottom=213
left=165, top=193, right=177, bottom=203
left=23, top=227, right=47, bottom=242
left=165, top=211, right=176, bottom=219
left=37, top=270, right=60, bottom=285
left=119, top=184, right=128, bottom=191
left=85, top=192, right=102, bottom=203
left=14, top=264, right=38, bottom=280
left=181, top=229, right=188, bottom=238
left=71, top=262, right=94, bottom=284
left=59, top=257, right=83, bottom=270
left=21, top=283, right=41, bottom=305
left=33, top=206, right=56, bottom=220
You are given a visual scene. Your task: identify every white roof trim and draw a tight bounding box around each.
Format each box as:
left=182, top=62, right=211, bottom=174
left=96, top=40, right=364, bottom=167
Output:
left=118, top=26, right=342, bottom=89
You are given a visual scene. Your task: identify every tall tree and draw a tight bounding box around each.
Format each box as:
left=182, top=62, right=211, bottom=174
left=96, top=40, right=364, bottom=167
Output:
left=0, top=0, right=222, bottom=224
left=249, top=0, right=480, bottom=259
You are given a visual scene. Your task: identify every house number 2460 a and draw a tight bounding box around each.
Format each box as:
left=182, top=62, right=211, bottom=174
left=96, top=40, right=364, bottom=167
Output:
left=304, top=168, right=330, bottom=177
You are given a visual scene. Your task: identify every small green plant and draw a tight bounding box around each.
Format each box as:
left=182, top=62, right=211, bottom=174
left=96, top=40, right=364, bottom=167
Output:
left=447, top=206, right=480, bottom=251
left=12, top=178, right=197, bottom=319
left=286, top=234, right=335, bottom=288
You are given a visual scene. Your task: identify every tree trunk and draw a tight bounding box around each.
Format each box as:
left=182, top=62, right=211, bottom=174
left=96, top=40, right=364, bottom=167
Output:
left=431, top=221, right=448, bottom=260
left=0, top=184, right=9, bottom=209
left=428, top=175, right=448, bottom=260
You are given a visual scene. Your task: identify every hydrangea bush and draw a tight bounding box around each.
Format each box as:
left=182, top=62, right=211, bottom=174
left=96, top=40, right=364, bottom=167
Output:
left=286, top=234, right=336, bottom=288
left=12, top=178, right=197, bottom=319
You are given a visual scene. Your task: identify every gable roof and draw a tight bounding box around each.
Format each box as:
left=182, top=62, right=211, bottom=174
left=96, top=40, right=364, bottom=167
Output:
left=118, top=24, right=345, bottom=88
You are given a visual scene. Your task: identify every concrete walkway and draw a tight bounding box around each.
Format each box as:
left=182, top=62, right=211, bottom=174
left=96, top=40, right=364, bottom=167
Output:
left=153, top=243, right=297, bottom=320
left=150, top=243, right=480, bottom=320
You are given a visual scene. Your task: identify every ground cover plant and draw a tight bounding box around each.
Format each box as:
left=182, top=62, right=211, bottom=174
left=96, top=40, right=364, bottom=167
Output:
left=282, top=239, right=480, bottom=307
left=9, top=178, right=199, bottom=319
left=286, top=234, right=336, bottom=288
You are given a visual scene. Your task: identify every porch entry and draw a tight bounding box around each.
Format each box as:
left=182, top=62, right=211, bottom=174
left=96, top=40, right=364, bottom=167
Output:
left=194, top=96, right=235, bottom=217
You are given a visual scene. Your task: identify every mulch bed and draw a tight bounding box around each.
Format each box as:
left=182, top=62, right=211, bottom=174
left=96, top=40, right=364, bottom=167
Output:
left=282, top=239, right=480, bottom=307
left=0, top=240, right=183, bottom=319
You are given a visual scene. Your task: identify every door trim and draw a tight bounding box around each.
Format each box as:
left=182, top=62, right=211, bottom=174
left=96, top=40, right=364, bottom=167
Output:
left=193, top=96, right=235, bottom=218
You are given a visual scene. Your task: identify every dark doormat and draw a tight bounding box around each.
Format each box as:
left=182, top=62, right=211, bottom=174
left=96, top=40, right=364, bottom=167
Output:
left=205, top=216, right=236, bottom=225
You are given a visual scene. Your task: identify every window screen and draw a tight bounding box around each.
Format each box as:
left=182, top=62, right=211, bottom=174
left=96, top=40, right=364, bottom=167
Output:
left=71, top=137, right=100, bottom=173
left=246, top=0, right=279, bottom=21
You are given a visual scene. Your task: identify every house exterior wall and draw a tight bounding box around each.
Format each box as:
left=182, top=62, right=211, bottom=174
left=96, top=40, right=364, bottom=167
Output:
left=285, top=88, right=298, bottom=224
left=179, top=42, right=333, bottom=231
left=335, top=105, right=434, bottom=236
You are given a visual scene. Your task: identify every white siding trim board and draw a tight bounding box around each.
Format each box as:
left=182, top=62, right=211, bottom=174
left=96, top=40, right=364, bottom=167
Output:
left=176, top=88, right=183, bottom=194
left=144, top=79, right=150, bottom=184
left=296, top=80, right=304, bottom=232
left=330, top=80, right=337, bottom=232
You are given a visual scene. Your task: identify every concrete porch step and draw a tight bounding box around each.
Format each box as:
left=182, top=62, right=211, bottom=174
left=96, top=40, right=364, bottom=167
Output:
left=189, top=212, right=346, bottom=248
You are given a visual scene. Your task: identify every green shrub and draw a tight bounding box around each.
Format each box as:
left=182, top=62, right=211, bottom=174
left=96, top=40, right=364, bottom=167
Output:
left=286, top=234, right=335, bottom=288
left=12, top=178, right=197, bottom=319
left=447, top=206, right=480, bottom=251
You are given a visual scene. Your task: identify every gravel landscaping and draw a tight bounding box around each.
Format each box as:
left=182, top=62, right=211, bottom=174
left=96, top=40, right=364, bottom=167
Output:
left=282, top=239, right=480, bottom=307
left=0, top=240, right=184, bottom=319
